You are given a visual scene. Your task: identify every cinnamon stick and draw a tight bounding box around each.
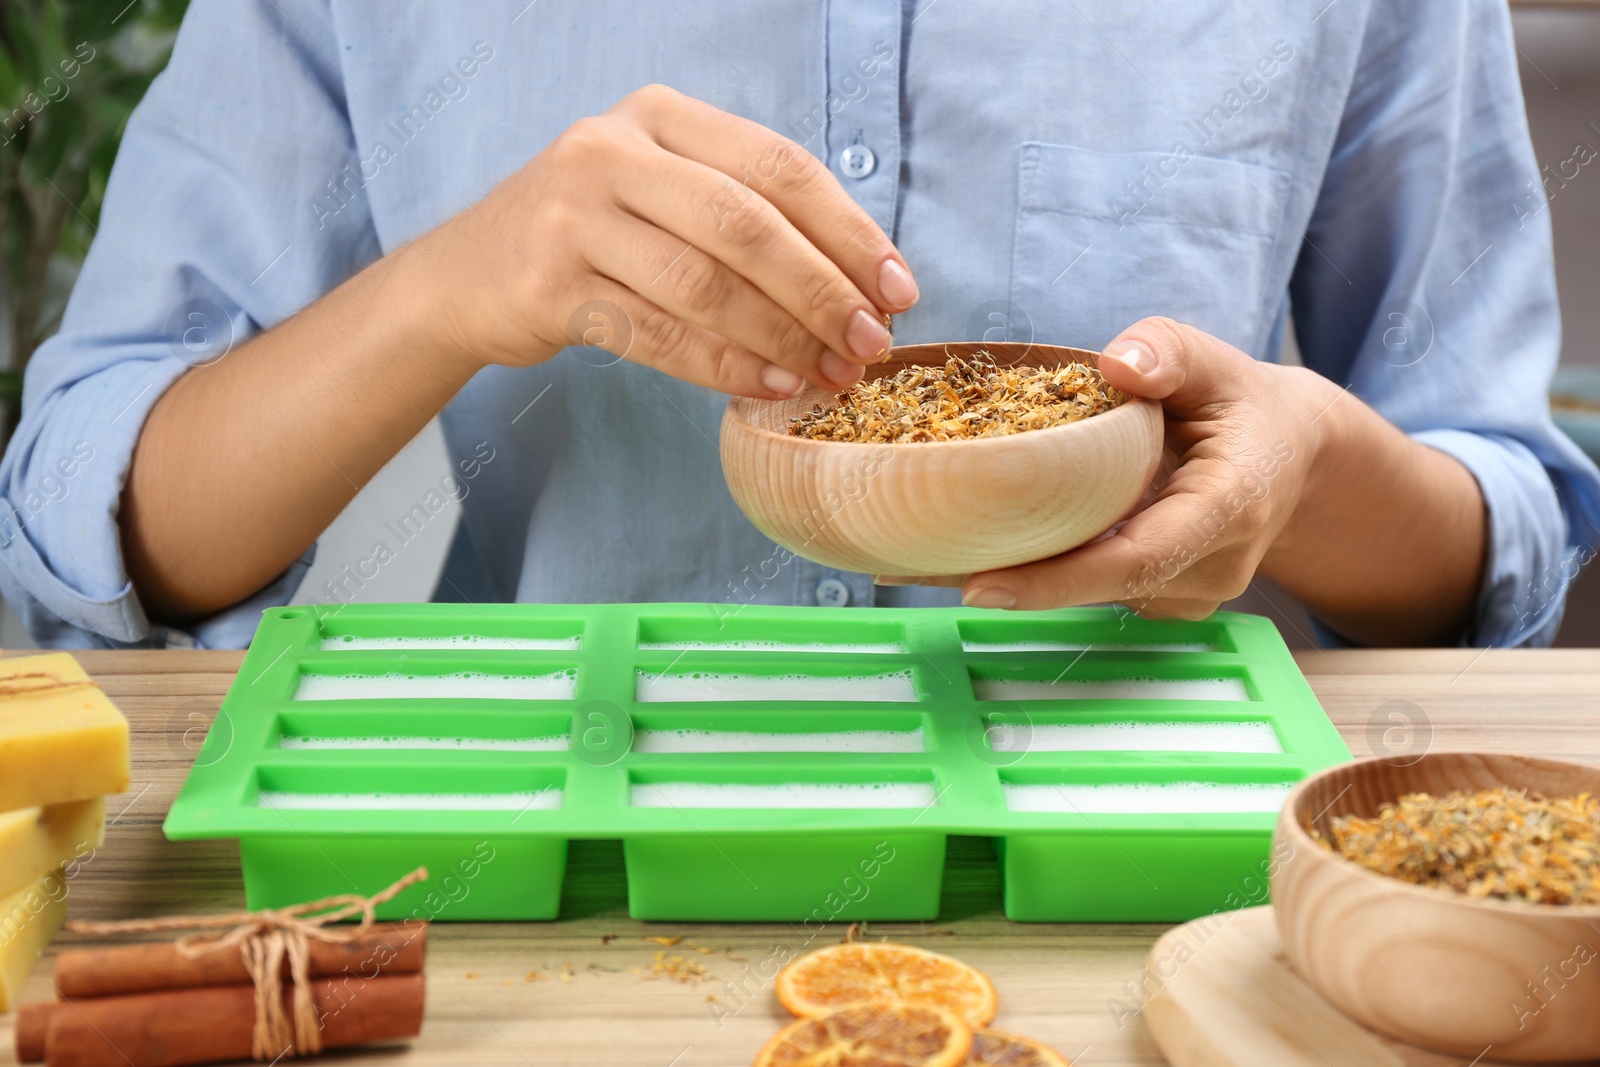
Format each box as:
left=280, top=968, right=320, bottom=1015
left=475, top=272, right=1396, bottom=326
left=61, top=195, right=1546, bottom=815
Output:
left=15, top=1003, right=51, bottom=1063
left=53, top=922, right=426, bottom=998
left=38, top=973, right=424, bottom=1067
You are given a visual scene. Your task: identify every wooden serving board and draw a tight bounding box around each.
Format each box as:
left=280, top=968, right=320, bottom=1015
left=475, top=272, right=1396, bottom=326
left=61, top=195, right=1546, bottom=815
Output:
left=1143, top=906, right=1587, bottom=1067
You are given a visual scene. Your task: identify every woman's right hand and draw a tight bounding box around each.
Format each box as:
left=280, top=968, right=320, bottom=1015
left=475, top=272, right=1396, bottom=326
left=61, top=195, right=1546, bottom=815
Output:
left=422, top=84, right=919, bottom=398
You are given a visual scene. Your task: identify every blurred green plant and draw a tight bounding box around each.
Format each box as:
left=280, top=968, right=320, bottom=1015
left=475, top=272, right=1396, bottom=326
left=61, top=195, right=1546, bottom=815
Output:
left=1, top=0, right=187, bottom=426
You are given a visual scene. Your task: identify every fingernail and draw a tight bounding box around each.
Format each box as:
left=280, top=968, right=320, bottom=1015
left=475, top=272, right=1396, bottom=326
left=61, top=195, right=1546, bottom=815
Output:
left=874, top=575, right=914, bottom=586
left=760, top=364, right=804, bottom=397
left=963, top=587, right=1016, bottom=610
left=846, top=308, right=893, bottom=363
left=877, top=259, right=919, bottom=310
left=820, top=351, right=864, bottom=387
left=1104, top=340, right=1157, bottom=376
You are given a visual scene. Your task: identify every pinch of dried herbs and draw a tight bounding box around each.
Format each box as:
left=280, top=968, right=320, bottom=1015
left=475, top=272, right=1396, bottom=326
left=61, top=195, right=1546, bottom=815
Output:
left=1312, top=788, right=1600, bottom=905
left=789, top=350, right=1123, bottom=444
left=635, top=950, right=711, bottom=984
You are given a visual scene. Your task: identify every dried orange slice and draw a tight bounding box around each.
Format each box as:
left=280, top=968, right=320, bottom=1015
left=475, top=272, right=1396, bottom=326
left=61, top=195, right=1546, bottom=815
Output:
left=755, top=1004, right=972, bottom=1067
left=965, top=1029, right=1073, bottom=1066
left=775, top=942, right=999, bottom=1029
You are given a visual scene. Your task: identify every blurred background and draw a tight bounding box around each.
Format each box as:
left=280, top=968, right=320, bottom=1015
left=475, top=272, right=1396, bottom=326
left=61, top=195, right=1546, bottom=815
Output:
left=2, top=0, right=1599, bottom=649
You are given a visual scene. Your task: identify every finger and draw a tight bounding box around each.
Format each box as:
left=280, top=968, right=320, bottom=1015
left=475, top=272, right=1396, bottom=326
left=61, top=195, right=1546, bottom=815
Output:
left=1123, top=597, right=1225, bottom=622
left=622, top=86, right=918, bottom=314
left=585, top=211, right=862, bottom=389
left=560, top=277, right=808, bottom=399
left=962, top=534, right=1144, bottom=611
left=962, top=461, right=1256, bottom=610
left=873, top=575, right=966, bottom=588
left=1096, top=316, right=1257, bottom=418
left=614, top=141, right=894, bottom=368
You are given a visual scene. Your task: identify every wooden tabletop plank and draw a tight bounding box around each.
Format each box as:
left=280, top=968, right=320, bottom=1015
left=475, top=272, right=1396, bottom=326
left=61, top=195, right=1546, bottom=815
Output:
left=2, top=648, right=1595, bottom=1066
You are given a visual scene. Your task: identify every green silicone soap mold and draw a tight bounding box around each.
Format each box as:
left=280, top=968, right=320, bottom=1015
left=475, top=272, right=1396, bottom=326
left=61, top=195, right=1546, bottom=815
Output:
left=163, top=603, right=1350, bottom=923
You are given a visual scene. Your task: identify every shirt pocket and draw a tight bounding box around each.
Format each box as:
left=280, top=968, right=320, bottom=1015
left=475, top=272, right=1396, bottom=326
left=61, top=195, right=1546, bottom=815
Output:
left=1009, top=142, right=1292, bottom=357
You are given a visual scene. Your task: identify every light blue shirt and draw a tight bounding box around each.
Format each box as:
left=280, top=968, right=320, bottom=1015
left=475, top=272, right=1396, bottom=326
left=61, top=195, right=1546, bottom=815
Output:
left=4, top=0, right=1597, bottom=649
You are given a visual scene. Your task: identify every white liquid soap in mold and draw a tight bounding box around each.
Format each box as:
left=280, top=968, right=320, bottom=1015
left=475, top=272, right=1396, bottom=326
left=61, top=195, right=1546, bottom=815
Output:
left=280, top=736, right=568, bottom=752
left=634, top=729, right=923, bottom=754
left=973, top=676, right=1249, bottom=701
left=631, top=782, right=937, bottom=809
left=294, top=670, right=577, bottom=701
left=638, top=639, right=904, bottom=654
left=634, top=670, right=916, bottom=702
left=1006, top=721, right=1281, bottom=754
left=259, top=790, right=563, bottom=811
left=962, top=639, right=1215, bottom=653
left=1002, top=781, right=1291, bottom=814
left=321, top=634, right=580, bottom=651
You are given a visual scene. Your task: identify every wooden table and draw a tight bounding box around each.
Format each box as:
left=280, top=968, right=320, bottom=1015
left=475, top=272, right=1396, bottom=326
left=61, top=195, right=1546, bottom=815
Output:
left=4, top=648, right=1597, bottom=1066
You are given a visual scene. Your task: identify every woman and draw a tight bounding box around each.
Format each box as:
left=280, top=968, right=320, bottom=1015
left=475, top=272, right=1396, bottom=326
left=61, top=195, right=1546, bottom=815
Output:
left=2, top=0, right=1594, bottom=649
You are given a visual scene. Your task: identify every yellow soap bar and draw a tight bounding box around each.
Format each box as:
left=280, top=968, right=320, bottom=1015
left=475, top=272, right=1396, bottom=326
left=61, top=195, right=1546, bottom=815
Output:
left=0, top=653, right=129, bottom=811
left=0, top=798, right=105, bottom=899
left=0, top=868, right=67, bottom=1011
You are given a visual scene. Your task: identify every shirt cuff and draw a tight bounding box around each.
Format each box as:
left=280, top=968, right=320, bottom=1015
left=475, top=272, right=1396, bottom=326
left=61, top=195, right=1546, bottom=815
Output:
left=0, top=356, right=315, bottom=649
left=1408, top=428, right=1573, bottom=648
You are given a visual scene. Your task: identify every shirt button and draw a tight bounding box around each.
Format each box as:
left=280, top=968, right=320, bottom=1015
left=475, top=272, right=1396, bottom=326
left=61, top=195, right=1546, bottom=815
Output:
left=815, top=578, right=851, bottom=607
left=839, top=143, right=876, bottom=179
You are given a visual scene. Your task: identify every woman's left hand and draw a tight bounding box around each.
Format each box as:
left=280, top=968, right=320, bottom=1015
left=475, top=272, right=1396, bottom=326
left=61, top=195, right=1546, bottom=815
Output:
left=881, top=317, right=1343, bottom=619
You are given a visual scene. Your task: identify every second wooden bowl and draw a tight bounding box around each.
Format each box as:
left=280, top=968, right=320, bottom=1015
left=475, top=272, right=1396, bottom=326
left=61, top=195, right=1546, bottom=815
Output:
left=1272, top=752, right=1600, bottom=1063
left=719, top=342, right=1163, bottom=577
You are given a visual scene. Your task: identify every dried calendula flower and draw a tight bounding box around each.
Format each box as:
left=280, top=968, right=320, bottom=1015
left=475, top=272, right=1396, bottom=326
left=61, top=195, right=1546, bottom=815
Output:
left=635, top=950, right=711, bottom=984
left=1312, top=788, right=1600, bottom=905
left=789, top=349, right=1123, bottom=443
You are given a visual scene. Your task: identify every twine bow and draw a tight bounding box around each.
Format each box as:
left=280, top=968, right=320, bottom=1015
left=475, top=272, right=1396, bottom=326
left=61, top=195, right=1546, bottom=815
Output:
left=68, top=867, right=428, bottom=1060
left=0, top=671, right=99, bottom=697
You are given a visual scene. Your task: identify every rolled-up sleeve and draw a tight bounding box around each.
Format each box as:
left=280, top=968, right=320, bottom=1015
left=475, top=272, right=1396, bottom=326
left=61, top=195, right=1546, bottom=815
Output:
left=0, top=0, right=379, bottom=648
left=1288, top=0, right=1600, bottom=648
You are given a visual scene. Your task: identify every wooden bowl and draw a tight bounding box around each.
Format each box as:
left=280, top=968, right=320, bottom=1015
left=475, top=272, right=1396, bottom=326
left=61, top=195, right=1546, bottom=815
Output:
left=1272, top=753, right=1600, bottom=1063
left=719, top=342, right=1162, bottom=577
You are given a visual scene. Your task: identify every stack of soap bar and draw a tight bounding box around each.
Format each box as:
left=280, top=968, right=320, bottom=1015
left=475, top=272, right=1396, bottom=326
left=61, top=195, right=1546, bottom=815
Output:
left=0, top=800, right=105, bottom=898
left=0, top=873, right=69, bottom=1011
left=0, top=653, right=130, bottom=811
left=0, top=654, right=127, bottom=1010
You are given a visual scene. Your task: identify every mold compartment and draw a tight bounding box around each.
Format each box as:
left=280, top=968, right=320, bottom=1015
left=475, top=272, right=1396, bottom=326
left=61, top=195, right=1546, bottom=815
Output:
left=240, top=834, right=567, bottom=920
left=634, top=729, right=923, bottom=754
left=968, top=659, right=1256, bottom=702
left=984, top=716, right=1283, bottom=755
left=239, top=764, right=569, bottom=920
left=635, top=613, right=905, bottom=654
left=251, top=764, right=567, bottom=813
left=275, top=709, right=572, bottom=752
left=1001, top=779, right=1290, bottom=813
left=627, top=766, right=941, bottom=810
left=318, top=612, right=585, bottom=651
left=632, top=781, right=936, bottom=809
left=631, top=709, right=924, bottom=754
left=293, top=664, right=578, bottom=702
left=634, top=666, right=918, bottom=703
left=994, top=765, right=1302, bottom=922
left=958, top=616, right=1230, bottom=653
left=623, top=768, right=944, bottom=921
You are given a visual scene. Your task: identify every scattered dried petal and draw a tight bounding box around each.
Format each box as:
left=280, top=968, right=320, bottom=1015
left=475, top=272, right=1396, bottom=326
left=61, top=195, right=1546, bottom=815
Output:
left=636, top=950, right=712, bottom=984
